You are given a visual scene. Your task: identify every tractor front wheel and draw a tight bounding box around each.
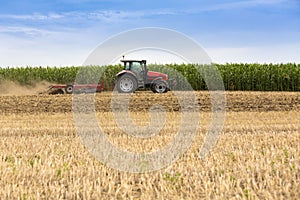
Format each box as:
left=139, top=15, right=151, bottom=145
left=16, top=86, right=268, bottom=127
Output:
left=152, top=81, right=168, bottom=93
left=116, top=74, right=137, bottom=93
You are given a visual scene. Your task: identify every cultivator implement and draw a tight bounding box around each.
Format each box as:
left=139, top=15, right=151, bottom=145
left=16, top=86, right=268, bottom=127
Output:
left=40, top=81, right=105, bottom=94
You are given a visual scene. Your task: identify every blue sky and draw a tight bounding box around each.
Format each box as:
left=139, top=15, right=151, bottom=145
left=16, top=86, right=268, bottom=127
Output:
left=0, top=0, right=299, bottom=66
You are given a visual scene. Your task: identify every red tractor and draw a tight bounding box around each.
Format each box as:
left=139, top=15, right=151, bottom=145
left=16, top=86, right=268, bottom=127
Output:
left=43, top=59, right=175, bottom=94
left=115, top=60, right=175, bottom=93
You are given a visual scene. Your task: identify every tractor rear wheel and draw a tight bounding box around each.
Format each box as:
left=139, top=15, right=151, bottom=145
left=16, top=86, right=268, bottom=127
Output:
left=65, top=85, right=73, bottom=94
left=152, top=81, right=168, bottom=93
left=116, top=74, right=137, bottom=93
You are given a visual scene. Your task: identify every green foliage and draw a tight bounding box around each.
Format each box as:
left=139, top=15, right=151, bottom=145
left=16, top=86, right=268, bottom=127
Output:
left=215, top=63, right=300, bottom=91
left=163, top=172, right=183, bottom=191
left=0, top=63, right=299, bottom=91
left=57, top=168, right=62, bottom=177
left=0, top=66, right=79, bottom=85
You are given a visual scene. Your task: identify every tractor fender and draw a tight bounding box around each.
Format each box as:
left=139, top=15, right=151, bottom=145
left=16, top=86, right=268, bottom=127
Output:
left=151, top=77, right=169, bottom=87
left=116, top=70, right=137, bottom=78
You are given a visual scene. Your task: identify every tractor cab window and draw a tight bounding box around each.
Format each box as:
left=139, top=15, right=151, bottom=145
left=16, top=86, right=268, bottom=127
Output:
left=131, top=62, right=144, bottom=81
left=124, top=62, right=130, bottom=70
left=131, top=62, right=143, bottom=72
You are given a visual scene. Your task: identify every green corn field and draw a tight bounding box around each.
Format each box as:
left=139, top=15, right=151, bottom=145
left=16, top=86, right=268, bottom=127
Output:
left=0, top=63, right=299, bottom=91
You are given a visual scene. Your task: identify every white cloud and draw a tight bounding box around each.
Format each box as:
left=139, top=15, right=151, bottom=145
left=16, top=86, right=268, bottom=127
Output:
left=0, top=30, right=96, bottom=67
left=0, top=9, right=178, bottom=25
left=0, top=26, right=56, bottom=36
left=0, top=0, right=295, bottom=25
left=111, top=49, right=189, bottom=65
left=84, top=10, right=145, bottom=22
left=199, top=0, right=291, bottom=12
left=2, top=31, right=298, bottom=67
left=0, top=13, right=65, bottom=20
left=207, top=44, right=300, bottom=63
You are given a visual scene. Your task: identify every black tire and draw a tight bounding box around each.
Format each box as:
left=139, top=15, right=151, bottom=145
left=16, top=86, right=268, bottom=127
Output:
left=49, top=89, right=64, bottom=95
left=57, top=89, right=64, bottom=94
left=65, top=85, right=73, bottom=94
left=152, top=81, right=168, bottom=93
left=150, top=84, right=157, bottom=93
left=116, top=74, right=137, bottom=93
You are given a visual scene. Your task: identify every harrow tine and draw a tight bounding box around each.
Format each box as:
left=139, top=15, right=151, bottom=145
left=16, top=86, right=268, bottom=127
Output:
left=39, top=85, right=54, bottom=94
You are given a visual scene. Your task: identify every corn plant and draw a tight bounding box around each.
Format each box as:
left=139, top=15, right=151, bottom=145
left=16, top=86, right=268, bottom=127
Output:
left=0, top=63, right=299, bottom=91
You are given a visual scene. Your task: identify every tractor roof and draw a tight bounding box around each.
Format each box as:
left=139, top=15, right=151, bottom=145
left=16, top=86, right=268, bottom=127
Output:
left=120, top=60, right=146, bottom=63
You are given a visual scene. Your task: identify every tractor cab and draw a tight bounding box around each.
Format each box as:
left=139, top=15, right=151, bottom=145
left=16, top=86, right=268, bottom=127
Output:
left=122, top=60, right=146, bottom=70
left=121, top=60, right=147, bottom=82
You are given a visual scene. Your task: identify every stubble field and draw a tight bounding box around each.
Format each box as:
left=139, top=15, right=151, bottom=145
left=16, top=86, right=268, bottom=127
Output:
left=0, top=91, right=299, bottom=199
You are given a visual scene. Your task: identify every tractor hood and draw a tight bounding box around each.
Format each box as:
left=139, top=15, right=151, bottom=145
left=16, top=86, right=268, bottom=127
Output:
left=147, top=71, right=168, bottom=81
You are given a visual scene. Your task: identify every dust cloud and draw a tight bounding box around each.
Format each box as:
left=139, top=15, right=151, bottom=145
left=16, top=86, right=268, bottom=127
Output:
left=0, top=80, right=53, bottom=96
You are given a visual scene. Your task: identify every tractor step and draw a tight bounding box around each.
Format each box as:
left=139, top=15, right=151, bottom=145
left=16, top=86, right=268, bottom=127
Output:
left=138, top=80, right=145, bottom=89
